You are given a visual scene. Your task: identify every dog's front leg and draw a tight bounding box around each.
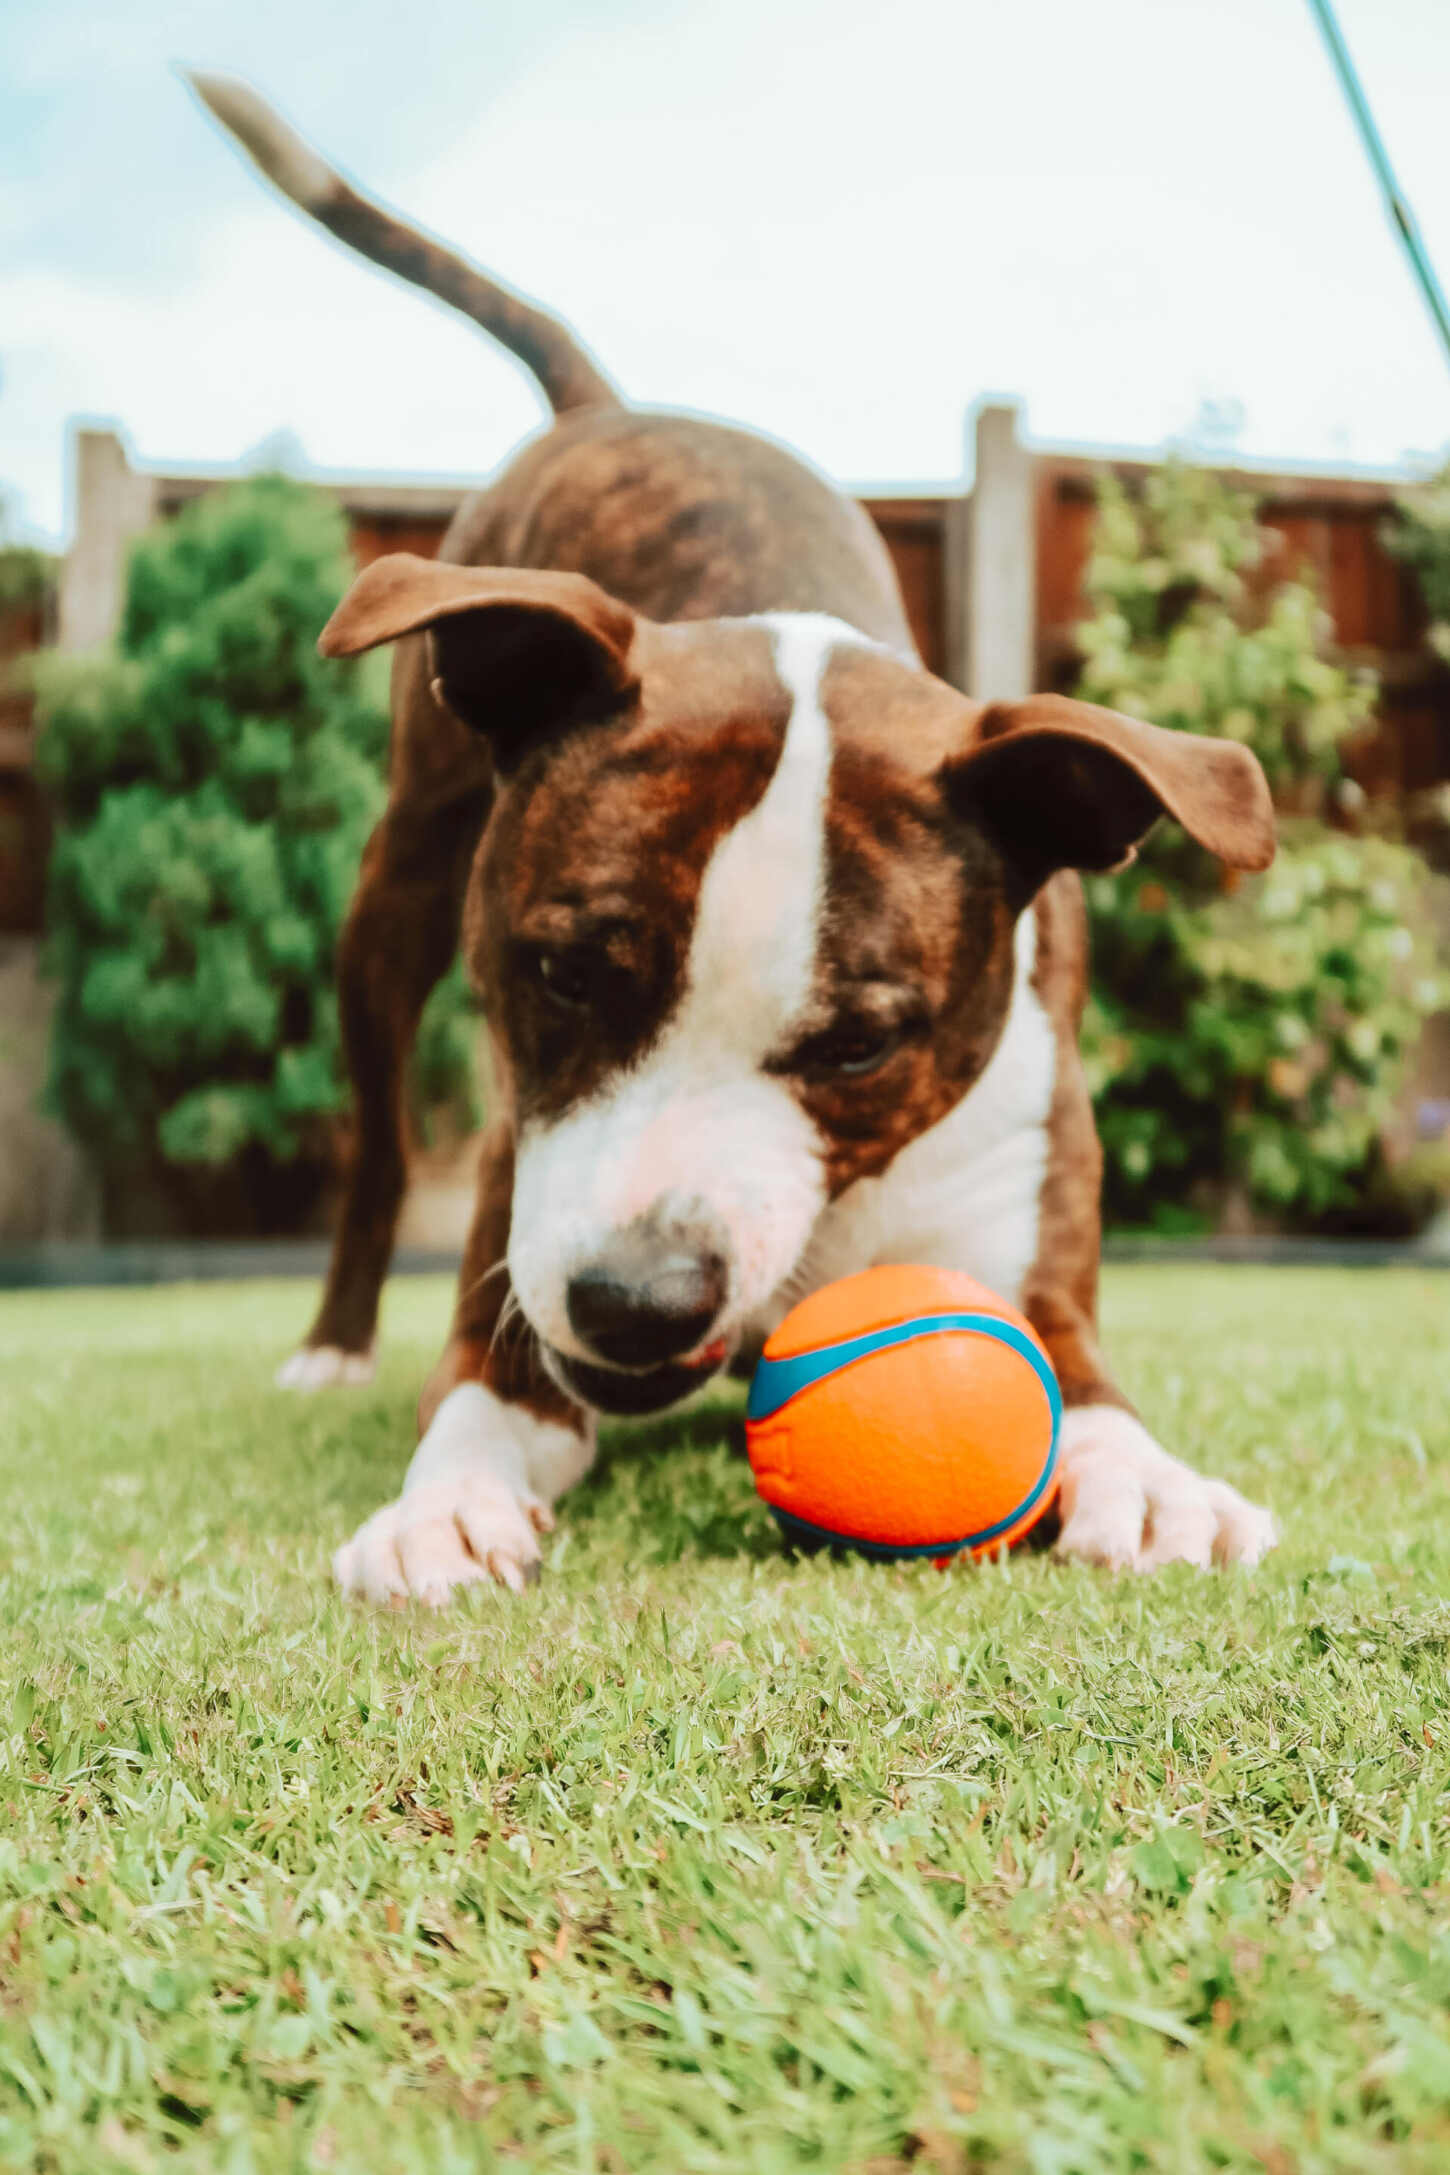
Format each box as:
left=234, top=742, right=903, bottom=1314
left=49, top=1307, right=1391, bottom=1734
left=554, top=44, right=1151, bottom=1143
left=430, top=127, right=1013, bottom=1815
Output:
left=1025, top=1289, right=1278, bottom=1572
left=332, top=1378, right=593, bottom=1605
left=333, top=1121, right=595, bottom=1606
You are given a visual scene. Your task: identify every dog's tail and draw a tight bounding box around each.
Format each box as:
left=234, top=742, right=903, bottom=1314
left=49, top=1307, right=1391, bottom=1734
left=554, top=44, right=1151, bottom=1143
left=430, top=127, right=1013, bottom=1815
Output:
left=184, top=72, right=622, bottom=417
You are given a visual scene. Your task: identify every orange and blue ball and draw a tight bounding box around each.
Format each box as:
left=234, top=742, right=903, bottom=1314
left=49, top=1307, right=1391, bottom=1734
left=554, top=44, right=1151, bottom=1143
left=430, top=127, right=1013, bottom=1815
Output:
left=745, top=1264, right=1060, bottom=1560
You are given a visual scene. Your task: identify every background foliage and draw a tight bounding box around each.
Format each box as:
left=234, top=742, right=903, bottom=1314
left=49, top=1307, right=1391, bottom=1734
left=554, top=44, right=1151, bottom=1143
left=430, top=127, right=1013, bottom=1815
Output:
left=1387, top=459, right=1450, bottom=665
left=1078, top=463, right=1446, bottom=1233
left=0, top=490, right=56, bottom=611
left=36, top=477, right=477, bottom=1233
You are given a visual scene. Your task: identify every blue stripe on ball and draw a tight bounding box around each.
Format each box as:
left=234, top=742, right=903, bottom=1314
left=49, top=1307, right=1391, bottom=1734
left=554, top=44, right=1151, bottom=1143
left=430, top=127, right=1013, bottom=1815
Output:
left=746, top=1308, right=1062, bottom=1441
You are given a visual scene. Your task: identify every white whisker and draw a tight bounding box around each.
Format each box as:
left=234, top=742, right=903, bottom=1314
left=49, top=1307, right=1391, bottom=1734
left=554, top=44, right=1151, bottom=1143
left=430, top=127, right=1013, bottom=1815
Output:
left=460, top=1255, right=511, bottom=1307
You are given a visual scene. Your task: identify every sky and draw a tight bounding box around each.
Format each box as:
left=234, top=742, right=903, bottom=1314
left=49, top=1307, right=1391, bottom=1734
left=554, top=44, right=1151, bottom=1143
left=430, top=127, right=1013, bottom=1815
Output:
left=4, top=0, right=1450, bottom=548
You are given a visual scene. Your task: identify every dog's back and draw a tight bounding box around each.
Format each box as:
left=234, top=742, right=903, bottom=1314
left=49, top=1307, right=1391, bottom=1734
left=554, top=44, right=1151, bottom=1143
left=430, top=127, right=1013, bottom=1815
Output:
left=445, top=407, right=911, bottom=646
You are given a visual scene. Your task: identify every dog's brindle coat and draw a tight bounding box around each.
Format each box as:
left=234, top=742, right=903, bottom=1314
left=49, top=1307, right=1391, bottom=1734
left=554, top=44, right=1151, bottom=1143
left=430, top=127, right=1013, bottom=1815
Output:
left=194, top=75, right=1280, bottom=1601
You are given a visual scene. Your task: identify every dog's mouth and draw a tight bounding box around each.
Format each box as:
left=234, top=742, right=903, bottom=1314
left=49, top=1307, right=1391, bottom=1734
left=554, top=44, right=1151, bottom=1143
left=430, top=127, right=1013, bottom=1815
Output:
left=546, top=1335, right=732, bottom=1417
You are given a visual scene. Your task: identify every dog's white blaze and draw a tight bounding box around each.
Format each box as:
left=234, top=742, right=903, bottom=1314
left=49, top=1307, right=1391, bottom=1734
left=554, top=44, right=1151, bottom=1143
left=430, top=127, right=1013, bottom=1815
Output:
left=664, top=611, right=838, bottom=1058
left=509, top=614, right=857, bottom=1354
left=766, top=909, right=1056, bottom=1319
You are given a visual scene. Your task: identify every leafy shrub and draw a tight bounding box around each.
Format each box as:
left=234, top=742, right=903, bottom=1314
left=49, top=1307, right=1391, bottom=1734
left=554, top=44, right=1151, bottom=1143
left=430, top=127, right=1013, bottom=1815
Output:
left=36, top=476, right=477, bottom=1231
left=1077, top=466, right=1376, bottom=799
left=1077, top=462, right=1447, bottom=1232
left=0, top=491, right=56, bottom=611
left=0, top=546, right=55, bottom=613
left=1083, top=828, right=1445, bottom=1228
left=1386, top=460, right=1450, bottom=664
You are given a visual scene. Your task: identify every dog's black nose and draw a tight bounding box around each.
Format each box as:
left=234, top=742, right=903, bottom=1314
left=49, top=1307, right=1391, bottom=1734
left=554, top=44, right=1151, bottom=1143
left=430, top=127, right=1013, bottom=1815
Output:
left=566, top=1217, right=728, bottom=1369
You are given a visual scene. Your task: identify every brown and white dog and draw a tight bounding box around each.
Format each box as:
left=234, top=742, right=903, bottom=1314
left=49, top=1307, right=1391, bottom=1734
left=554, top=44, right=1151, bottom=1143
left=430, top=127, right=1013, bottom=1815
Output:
left=192, top=75, right=1280, bottom=1604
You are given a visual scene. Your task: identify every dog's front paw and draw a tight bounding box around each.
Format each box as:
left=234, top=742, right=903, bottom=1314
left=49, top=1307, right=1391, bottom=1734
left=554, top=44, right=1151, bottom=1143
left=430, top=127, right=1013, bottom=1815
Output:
left=333, top=1473, right=551, bottom=1606
left=333, top=1380, right=592, bottom=1607
left=1056, top=1404, right=1277, bottom=1573
left=277, top=1344, right=375, bottom=1390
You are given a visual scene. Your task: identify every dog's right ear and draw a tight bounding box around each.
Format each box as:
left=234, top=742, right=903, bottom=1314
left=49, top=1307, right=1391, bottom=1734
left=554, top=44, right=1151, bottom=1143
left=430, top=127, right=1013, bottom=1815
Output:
left=318, top=552, right=640, bottom=771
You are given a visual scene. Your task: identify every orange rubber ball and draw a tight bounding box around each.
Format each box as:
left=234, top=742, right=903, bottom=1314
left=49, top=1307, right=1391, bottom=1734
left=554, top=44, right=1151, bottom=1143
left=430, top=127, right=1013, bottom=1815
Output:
left=745, top=1264, right=1061, bottom=1561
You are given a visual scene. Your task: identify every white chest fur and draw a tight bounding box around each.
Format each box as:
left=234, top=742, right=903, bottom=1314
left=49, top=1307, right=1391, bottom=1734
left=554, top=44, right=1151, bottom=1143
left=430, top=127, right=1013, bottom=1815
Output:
left=763, top=909, right=1056, bottom=1323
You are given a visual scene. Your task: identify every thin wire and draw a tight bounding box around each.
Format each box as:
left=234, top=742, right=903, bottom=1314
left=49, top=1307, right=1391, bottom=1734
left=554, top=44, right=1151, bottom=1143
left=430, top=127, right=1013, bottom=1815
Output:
left=1305, top=0, right=1450, bottom=374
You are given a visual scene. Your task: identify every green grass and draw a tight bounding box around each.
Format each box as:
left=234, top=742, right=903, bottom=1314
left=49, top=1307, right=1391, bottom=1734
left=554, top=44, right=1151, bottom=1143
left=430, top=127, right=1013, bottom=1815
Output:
left=2, top=1267, right=1449, bottom=2175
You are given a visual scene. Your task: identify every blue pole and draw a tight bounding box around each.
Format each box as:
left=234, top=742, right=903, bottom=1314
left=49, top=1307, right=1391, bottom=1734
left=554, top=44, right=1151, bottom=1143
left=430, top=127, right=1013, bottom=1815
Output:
left=1305, top=0, right=1450, bottom=375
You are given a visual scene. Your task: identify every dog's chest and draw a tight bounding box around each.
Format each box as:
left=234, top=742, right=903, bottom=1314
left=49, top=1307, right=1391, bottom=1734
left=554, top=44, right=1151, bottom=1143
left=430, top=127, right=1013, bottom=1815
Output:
left=757, top=913, right=1058, bottom=1323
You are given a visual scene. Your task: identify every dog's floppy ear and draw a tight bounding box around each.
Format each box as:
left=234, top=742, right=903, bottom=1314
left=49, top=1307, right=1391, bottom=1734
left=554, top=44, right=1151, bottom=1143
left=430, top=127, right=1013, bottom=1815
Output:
left=318, top=552, right=640, bottom=770
left=942, top=693, right=1275, bottom=902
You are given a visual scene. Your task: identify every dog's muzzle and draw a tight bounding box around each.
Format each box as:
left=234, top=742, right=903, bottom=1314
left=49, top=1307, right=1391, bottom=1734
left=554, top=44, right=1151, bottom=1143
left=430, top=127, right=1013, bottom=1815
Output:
left=551, top=1201, right=732, bottom=1415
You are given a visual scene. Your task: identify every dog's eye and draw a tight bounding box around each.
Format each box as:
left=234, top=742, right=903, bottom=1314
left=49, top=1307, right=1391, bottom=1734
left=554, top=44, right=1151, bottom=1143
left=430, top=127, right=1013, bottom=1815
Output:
left=791, top=1021, right=901, bottom=1080
left=533, top=947, right=598, bottom=1012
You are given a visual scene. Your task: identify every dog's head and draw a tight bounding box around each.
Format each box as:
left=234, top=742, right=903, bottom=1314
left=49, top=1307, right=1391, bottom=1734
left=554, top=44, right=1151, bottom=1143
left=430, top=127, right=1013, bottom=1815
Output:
left=323, top=555, right=1273, bottom=1415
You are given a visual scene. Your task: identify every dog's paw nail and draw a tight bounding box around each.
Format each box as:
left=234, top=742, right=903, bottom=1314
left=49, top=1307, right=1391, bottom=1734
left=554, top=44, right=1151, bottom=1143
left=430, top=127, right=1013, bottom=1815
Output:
left=1212, top=1500, right=1279, bottom=1568
left=337, top=1475, right=550, bottom=1608
left=490, top=1552, right=529, bottom=1596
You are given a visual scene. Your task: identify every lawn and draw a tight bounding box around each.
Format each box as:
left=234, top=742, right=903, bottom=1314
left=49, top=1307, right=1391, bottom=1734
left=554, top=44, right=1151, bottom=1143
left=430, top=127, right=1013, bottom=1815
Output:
left=1, top=1267, right=1448, bottom=2175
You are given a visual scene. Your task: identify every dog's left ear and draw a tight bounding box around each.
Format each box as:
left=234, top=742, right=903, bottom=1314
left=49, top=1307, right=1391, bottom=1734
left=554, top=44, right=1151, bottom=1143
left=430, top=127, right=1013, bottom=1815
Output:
left=941, top=693, right=1275, bottom=902
left=318, top=552, right=640, bottom=770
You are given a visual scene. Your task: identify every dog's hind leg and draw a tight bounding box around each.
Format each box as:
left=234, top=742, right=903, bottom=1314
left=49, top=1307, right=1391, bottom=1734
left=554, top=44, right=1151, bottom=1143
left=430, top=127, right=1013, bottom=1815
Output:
left=278, top=772, right=489, bottom=1389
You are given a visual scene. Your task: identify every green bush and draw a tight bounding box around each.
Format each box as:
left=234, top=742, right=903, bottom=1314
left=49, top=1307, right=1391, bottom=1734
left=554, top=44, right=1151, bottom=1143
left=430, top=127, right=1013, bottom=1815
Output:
left=1077, top=462, right=1447, bottom=1232
left=1386, top=459, right=1450, bottom=664
left=36, top=476, right=478, bottom=1232
left=0, top=490, right=57, bottom=611
left=1076, top=465, right=1376, bottom=799
left=1083, top=828, right=1445, bottom=1228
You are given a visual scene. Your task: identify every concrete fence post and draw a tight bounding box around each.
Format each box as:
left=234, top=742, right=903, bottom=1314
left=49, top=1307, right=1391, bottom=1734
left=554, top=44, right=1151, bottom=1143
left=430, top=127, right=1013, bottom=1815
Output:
left=942, top=448, right=972, bottom=695
left=946, top=399, right=1037, bottom=703
left=58, top=426, right=157, bottom=652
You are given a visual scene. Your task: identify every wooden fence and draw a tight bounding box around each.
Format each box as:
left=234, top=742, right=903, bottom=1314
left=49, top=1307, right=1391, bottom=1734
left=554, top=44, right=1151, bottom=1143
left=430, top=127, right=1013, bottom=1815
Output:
left=4, top=407, right=1445, bottom=936
left=0, top=588, right=53, bottom=933
left=1036, top=453, right=1442, bottom=801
